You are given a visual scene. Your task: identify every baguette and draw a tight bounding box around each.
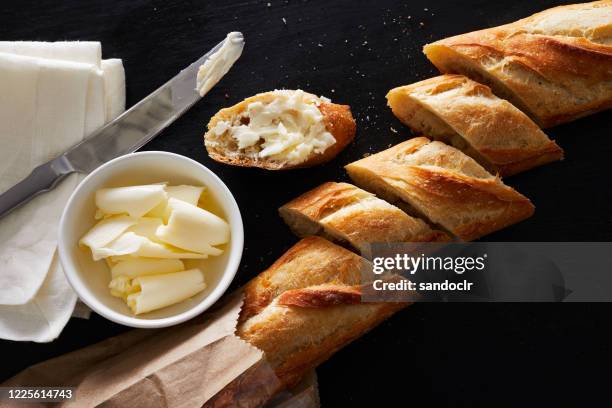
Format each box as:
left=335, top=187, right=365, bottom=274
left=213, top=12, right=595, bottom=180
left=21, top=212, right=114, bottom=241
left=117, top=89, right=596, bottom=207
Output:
left=204, top=90, right=356, bottom=169
left=387, top=75, right=564, bottom=176
left=345, top=137, right=535, bottom=241
left=423, top=1, right=612, bottom=128
left=237, top=237, right=407, bottom=391
left=279, top=181, right=449, bottom=253
left=239, top=236, right=364, bottom=323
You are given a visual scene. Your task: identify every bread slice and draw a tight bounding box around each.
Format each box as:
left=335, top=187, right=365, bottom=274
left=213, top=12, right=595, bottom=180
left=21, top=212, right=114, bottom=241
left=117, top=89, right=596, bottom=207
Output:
left=423, top=1, right=612, bottom=128
left=237, top=236, right=407, bottom=390
left=239, top=236, right=365, bottom=323
left=204, top=90, right=356, bottom=169
left=345, top=137, right=535, bottom=241
left=279, top=181, right=449, bottom=253
left=238, top=284, right=405, bottom=390
left=386, top=75, right=563, bottom=176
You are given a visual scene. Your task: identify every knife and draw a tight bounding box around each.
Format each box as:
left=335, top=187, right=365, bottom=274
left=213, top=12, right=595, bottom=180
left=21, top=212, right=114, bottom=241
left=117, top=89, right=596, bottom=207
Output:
left=0, top=32, right=244, bottom=220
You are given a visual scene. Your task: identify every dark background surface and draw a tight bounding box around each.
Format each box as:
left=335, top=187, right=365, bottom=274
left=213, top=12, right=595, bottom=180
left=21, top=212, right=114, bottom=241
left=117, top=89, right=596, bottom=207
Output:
left=1, top=0, right=611, bottom=406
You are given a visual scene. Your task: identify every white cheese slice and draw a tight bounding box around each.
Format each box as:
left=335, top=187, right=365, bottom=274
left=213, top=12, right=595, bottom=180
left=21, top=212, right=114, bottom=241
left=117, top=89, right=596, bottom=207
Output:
left=95, top=184, right=167, bottom=218
left=146, top=184, right=205, bottom=219
left=92, top=232, right=210, bottom=261
left=111, top=258, right=184, bottom=279
left=156, top=198, right=229, bottom=255
left=108, top=276, right=135, bottom=299
left=167, top=185, right=205, bottom=205
left=79, top=215, right=137, bottom=251
left=90, top=232, right=144, bottom=260
left=127, top=217, right=164, bottom=242
left=126, top=268, right=206, bottom=314
left=136, top=235, right=216, bottom=258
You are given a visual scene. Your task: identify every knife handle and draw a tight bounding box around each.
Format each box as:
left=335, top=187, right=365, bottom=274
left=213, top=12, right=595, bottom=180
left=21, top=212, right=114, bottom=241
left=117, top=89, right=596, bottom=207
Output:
left=0, top=155, right=75, bottom=219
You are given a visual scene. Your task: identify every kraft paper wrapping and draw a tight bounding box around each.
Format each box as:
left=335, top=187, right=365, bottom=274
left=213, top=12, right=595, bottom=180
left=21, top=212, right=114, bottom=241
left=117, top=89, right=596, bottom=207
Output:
left=266, top=372, right=320, bottom=408
left=1, top=293, right=320, bottom=408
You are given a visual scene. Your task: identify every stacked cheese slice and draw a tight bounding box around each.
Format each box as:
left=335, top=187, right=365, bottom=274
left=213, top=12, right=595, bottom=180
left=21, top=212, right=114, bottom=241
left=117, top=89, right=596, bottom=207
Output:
left=0, top=42, right=125, bottom=342
left=79, top=184, right=230, bottom=315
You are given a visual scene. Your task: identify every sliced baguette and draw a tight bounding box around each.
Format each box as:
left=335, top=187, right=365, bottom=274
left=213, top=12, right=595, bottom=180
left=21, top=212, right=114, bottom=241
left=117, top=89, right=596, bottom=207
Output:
left=387, top=75, right=564, bottom=176
left=240, top=236, right=365, bottom=323
left=238, top=284, right=404, bottom=390
left=423, top=1, right=612, bottom=128
left=279, top=181, right=449, bottom=253
left=237, top=237, right=407, bottom=390
left=345, top=137, right=535, bottom=241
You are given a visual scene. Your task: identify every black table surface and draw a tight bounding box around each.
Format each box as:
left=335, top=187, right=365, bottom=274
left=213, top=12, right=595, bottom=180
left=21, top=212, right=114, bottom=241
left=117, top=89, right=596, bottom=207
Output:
left=1, top=0, right=611, bottom=406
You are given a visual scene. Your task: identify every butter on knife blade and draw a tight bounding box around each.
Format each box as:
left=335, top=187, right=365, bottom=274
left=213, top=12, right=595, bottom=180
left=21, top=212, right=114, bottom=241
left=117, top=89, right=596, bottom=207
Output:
left=196, top=32, right=244, bottom=97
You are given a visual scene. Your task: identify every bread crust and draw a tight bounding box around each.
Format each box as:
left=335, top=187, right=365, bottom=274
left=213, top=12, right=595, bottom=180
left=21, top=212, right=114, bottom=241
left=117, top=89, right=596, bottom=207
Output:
left=277, top=284, right=362, bottom=307
left=204, top=91, right=356, bottom=170
left=238, top=288, right=405, bottom=390
left=237, top=237, right=408, bottom=391
left=345, top=137, right=535, bottom=241
left=423, top=1, right=612, bottom=127
left=239, top=236, right=364, bottom=323
left=387, top=74, right=564, bottom=176
left=279, top=181, right=449, bottom=253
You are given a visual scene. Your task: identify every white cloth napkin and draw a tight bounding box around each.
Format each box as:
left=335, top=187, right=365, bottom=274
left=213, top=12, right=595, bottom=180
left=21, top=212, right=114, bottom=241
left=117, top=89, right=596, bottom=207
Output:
left=0, top=53, right=92, bottom=305
left=0, top=42, right=125, bottom=342
left=0, top=41, right=101, bottom=66
left=101, top=59, right=126, bottom=122
left=0, top=254, right=78, bottom=342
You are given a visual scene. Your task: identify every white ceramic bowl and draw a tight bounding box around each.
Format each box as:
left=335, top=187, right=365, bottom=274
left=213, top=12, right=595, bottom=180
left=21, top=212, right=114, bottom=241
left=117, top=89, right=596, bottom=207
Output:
left=58, top=151, right=243, bottom=328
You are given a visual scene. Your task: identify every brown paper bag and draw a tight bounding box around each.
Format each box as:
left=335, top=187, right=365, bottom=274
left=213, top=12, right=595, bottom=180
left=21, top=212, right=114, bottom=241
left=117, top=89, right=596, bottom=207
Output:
left=265, top=371, right=320, bottom=408
left=2, top=293, right=289, bottom=408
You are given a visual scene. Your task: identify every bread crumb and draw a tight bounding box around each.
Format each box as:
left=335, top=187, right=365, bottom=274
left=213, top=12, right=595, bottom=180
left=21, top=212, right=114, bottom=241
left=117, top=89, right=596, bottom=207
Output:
left=390, top=127, right=398, bottom=133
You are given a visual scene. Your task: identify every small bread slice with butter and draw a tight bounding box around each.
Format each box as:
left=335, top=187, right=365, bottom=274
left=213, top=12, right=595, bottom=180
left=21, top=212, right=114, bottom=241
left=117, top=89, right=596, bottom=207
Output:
left=279, top=182, right=449, bottom=253
left=204, top=89, right=356, bottom=169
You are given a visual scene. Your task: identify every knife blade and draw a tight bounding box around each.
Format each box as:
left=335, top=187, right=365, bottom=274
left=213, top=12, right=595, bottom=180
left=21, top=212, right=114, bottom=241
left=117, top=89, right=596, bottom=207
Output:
left=0, top=32, right=244, bottom=220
